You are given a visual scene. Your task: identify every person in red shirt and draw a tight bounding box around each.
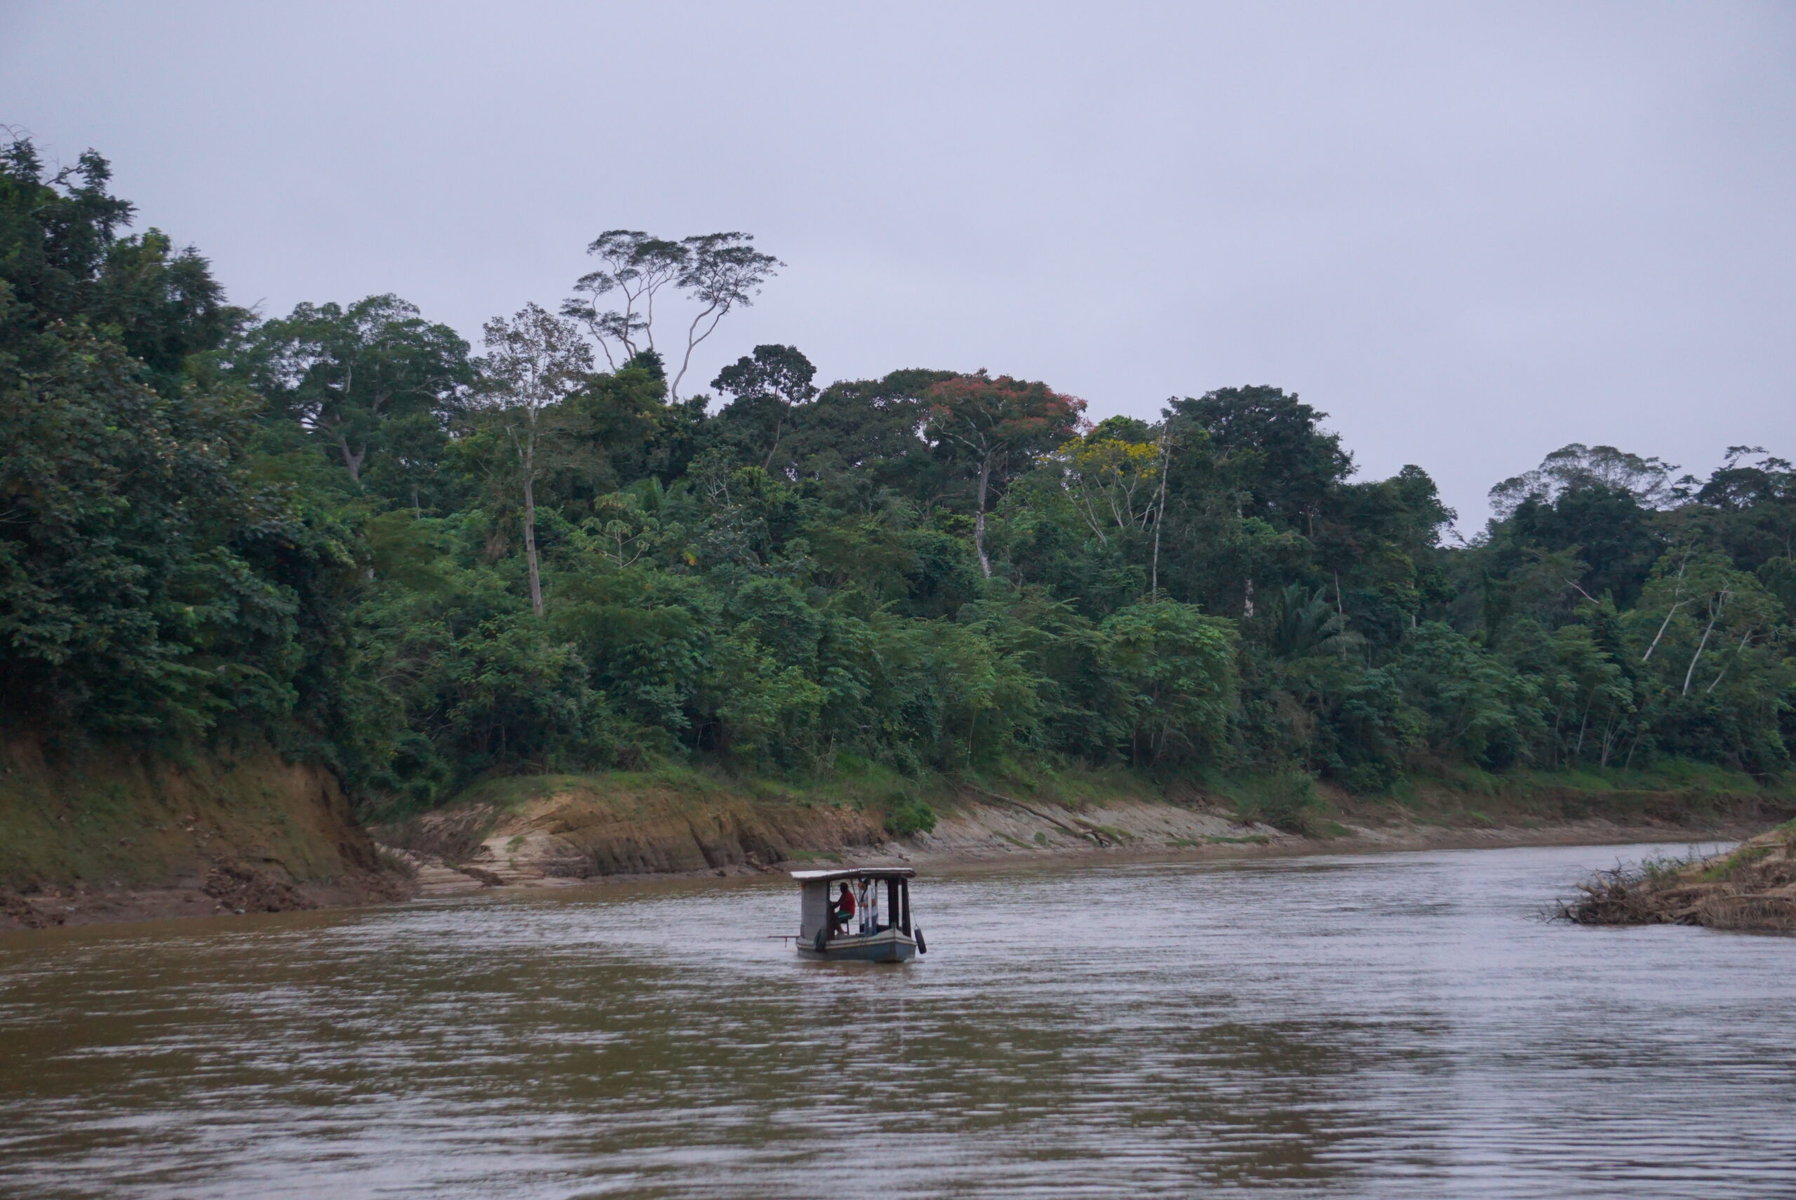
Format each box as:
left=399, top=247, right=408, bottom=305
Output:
left=831, top=882, right=856, bottom=935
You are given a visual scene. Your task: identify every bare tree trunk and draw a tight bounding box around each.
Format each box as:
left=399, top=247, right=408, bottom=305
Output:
left=1706, top=627, right=1755, bottom=694
left=1641, top=599, right=1688, bottom=662
left=520, top=415, right=544, bottom=617
left=1149, top=428, right=1170, bottom=599
left=523, top=471, right=543, bottom=617
left=330, top=427, right=365, bottom=485
left=670, top=299, right=726, bottom=402
left=761, top=407, right=787, bottom=473
left=1682, top=612, right=1719, bottom=695
left=1641, top=557, right=1689, bottom=662
left=504, top=413, right=547, bottom=617
left=974, top=458, right=992, bottom=579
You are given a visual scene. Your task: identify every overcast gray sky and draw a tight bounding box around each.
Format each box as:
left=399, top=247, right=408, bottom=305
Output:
left=4, top=0, right=1791, bottom=529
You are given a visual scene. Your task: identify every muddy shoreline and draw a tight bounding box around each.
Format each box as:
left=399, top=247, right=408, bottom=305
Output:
left=0, top=869, right=408, bottom=931
left=4, top=803, right=1765, bottom=932
left=396, top=814, right=1763, bottom=896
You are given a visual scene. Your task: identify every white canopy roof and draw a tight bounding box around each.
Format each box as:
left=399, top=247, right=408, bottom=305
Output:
left=790, top=866, right=915, bottom=883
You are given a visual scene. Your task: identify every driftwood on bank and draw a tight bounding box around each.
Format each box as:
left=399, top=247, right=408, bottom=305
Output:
left=1559, top=826, right=1796, bottom=933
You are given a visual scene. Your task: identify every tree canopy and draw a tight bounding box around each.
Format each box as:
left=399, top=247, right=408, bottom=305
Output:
left=6, top=137, right=1793, bottom=816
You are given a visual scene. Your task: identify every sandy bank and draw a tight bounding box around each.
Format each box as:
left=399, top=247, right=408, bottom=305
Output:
left=374, top=778, right=1774, bottom=899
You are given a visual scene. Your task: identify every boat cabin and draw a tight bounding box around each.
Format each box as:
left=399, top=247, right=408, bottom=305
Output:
left=791, top=866, right=925, bottom=962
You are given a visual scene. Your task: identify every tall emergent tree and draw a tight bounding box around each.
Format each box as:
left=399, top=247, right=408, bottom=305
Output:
left=479, top=303, right=593, bottom=616
left=561, top=230, right=781, bottom=401
left=924, top=371, right=1085, bottom=577
left=1489, top=443, right=1679, bottom=518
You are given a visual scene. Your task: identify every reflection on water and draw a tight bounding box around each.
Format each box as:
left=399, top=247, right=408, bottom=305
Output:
left=2, top=843, right=1793, bottom=1198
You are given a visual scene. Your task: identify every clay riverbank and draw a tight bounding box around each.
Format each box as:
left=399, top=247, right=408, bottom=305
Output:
left=372, top=773, right=1785, bottom=901
left=0, top=734, right=406, bottom=931
left=5, top=755, right=1791, bottom=929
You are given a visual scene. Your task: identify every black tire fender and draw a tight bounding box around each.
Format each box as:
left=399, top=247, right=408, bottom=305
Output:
left=813, top=927, right=828, bottom=953
left=914, top=926, right=927, bottom=955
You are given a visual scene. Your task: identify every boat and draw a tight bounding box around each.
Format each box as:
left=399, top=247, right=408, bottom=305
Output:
left=791, top=866, right=927, bottom=962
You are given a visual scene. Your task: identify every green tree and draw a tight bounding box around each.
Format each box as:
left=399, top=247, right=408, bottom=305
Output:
left=477, top=303, right=593, bottom=616
left=0, top=318, right=309, bottom=737
left=1691, top=448, right=1796, bottom=572
left=1490, top=442, right=1678, bottom=518
left=780, top=368, right=953, bottom=507
left=0, top=138, right=241, bottom=390
left=1393, top=623, right=1541, bottom=769
left=710, top=343, right=818, bottom=472
left=245, top=294, right=472, bottom=497
left=1095, top=600, right=1238, bottom=766
left=1165, top=386, right=1353, bottom=533
left=0, top=139, right=322, bottom=743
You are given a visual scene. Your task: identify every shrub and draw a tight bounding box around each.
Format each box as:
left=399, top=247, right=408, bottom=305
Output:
left=884, top=798, right=938, bottom=838
left=1234, top=771, right=1322, bottom=834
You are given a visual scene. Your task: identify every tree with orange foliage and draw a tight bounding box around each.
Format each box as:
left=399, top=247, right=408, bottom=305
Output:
left=923, top=371, right=1085, bottom=577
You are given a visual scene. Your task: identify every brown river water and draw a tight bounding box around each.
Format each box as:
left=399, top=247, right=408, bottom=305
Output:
left=1, top=842, right=1793, bottom=1199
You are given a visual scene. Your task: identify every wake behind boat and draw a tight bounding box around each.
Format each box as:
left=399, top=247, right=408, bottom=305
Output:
left=791, top=867, right=927, bottom=962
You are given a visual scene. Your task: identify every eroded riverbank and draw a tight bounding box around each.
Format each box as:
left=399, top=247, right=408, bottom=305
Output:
left=7, top=757, right=1791, bottom=930
left=0, top=735, right=406, bottom=931
left=387, top=795, right=1770, bottom=899
left=369, top=768, right=1788, bottom=902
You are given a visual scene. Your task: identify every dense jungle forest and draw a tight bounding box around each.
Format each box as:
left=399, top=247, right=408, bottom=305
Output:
left=5, top=140, right=1794, bottom=825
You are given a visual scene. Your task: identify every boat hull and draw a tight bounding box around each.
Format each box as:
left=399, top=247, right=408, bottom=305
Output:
left=797, top=927, right=918, bottom=963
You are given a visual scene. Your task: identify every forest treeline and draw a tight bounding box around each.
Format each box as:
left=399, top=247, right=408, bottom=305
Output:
left=4, top=140, right=1793, bottom=819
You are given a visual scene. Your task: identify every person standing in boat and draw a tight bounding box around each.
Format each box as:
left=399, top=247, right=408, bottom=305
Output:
left=831, top=882, right=856, bottom=935
left=858, top=879, right=876, bottom=934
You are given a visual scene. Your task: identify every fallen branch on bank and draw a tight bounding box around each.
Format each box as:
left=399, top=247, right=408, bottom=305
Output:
left=964, top=786, right=1117, bottom=847
left=1557, top=828, right=1796, bottom=933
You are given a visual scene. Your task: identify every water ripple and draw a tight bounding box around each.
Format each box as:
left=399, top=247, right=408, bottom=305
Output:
left=2, top=842, right=1793, bottom=1198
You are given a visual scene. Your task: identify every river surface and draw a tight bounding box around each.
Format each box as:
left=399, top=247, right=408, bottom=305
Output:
left=2, top=842, right=1793, bottom=1199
